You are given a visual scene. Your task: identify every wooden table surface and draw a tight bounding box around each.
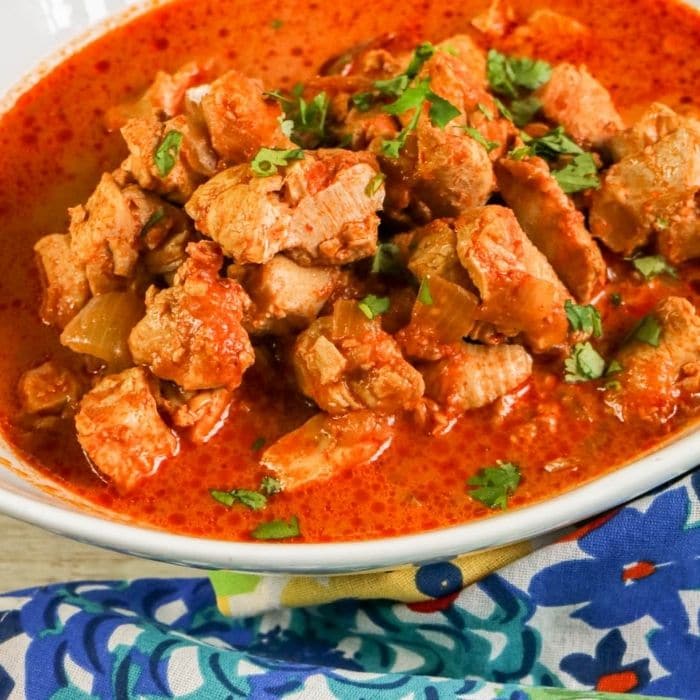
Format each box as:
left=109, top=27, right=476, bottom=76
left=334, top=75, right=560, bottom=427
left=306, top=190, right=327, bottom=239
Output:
left=0, top=514, right=201, bottom=592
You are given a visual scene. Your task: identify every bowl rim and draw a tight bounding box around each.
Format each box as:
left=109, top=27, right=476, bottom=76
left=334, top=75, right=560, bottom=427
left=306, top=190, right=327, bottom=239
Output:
left=0, top=0, right=698, bottom=574
left=1, top=428, right=698, bottom=573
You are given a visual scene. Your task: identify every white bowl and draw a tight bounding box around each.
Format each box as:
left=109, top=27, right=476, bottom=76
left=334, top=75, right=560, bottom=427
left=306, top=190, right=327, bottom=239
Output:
left=0, top=0, right=698, bottom=574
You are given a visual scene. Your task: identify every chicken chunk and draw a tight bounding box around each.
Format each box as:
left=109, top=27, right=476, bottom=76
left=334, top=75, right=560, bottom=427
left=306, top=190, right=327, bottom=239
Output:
left=610, top=297, right=700, bottom=422
left=200, top=69, right=294, bottom=163
left=243, top=255, right=341, bottom=334
left=129, top=242, right=255, bottom=391
left=165, top=387, right=233, bottom=444
left=496, top=156, right=606, bottom=301
left=121, top=113, right=217, bottom=203
left=68, top=172, right=187, bottom=294
left=293, top=300, right=425, bottom=414
left=422, top=343, right=533, bottom=414
left=536, top=64, right=623, bottom=149
left=455, top=206, right=570, bottom=351
left=186, top=149, right=384, bottom=265
left=75, top=367, right=179, bottom=492
left=261, top=411, right=394, bottom=490
left=18, top=361, right=83, bottom=416
left=105, top=62, right=212, bottom=130
left=589, top=126, right=700, bottom=256
left=34, top=234, right=90, bottom=328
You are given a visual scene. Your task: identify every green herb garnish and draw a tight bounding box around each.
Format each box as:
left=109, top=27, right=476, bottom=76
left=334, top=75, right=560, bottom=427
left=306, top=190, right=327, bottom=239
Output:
left=141, top=209, right=165, bottom=237
left=610, top=293, right=623, bottom=307
left=486, top=50, right=552, bottom=98
left=565, top=300, right=603, bottom=338
left=552, top=153, right=600, bottom=194
left=629, top=315, right=662, bottom=347
left=251, top=436, right=266, bottom=452
left=417, top=277, right=433, bottom=305
left=261, top=476, right=283, bottom=495
left=464, top=126, right=499, bottom=153
left=358, top=294, right=390, bottom=320
left=154, top=130, right=183, bottom=177
left=509, top=96, right=542, bottom=127
left=251, top=147, right=304, bottom=177
left=265, top=90, right=329, bottom=147
left=632, top=255, right=678, bottom=280
left=252, top=516, right=301, bottom=540
left=365, top=173, right=386, bottom=197
left=371, top=243, right=403, bottom=276
left=476, top=102, right=494, bottom=121
left=606, top=359, right=623, bottom=375
left=211, top=489, right=268, bottom=511
left=468, top=462, right=521, bottom=510
left=564, top=342, right=606, bottom=383
left=352, top=92, right=375, bottom=112
left=271, top=18, right=284, bottom=29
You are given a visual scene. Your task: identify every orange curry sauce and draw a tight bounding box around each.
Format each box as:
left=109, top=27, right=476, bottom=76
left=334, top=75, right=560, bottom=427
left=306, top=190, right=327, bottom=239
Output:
left=0, top=0, right=699, bottom=542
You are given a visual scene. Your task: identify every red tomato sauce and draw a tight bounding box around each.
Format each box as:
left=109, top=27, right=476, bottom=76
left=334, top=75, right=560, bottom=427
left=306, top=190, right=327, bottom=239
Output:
left=0, top=0, right=699, bottom=542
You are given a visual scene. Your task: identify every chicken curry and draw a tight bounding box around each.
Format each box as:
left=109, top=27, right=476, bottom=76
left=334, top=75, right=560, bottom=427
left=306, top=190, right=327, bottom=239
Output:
left=2, top=0, right=700, bottom=542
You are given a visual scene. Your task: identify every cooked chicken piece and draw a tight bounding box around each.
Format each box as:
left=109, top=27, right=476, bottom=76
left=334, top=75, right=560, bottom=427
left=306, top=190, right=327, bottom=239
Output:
left=456, top=206, right=570, bottom=351
left=535, top=64, right=623, bottom=149
left=143, top=229, right=192, bottom=282
left=261, top=410, right=395, bottom=490
left=437, top=34, right=488, bottom=86
left=34, top=234, right=90, bottom=328
left=607, top=103, right=684, bottom=162
left=186, top=149, right=384, bottom=265
left=243, top=255, right=341, bottom=334
left=167, top=387, right=233, bottom=444
left=657, top=198, right=700, bottom=264
left=129, top=242, right=255, bottom=391
left=105, top=62, right=212, bottom=130
left=333, top=106, right=399, bottom=151
left=200, top=70, right=294, bottom=163
left=496, top=156, right=606, bottom=301
left=68, top=172, right=188, bottom=294
left=609, top=297, right=700, bottom=422
left=121, top=113, right=217, bottom=203
left=293, top=300, right=425, bottom=414
left=422, top=343, right=533, bottom=414
left=589, top=126, right=700, bottom=256
left=75, top=367, right=179, bottom=493
left=407, top=219, right=474, bottom=289
left=18, top=361, right=83, bottom=416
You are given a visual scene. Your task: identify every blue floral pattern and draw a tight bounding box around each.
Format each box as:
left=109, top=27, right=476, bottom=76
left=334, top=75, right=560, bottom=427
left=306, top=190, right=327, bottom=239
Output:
left=1, top=469, right=700, bottom=698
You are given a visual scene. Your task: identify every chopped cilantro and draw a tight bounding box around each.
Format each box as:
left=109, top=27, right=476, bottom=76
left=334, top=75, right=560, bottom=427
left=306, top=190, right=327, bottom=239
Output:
left=265, top=89, right=329, bottom=146
left=374, top=74, right=410, bottom=97
left=605, top=379, right=622, bottom=391
left=251, top=147, right=304, bottom=177
left=365, top=172, right=386, bottom=197
left=464, top=126, right=499, bottom=153
left=508, top=146, right=532, bottom=160
left=261, top=476, right=283, bottom=495
left=518, top=126, right=584, bottom=159
left=383, top=79, right=431, bottom=116
left=486, top=50, right=551, bottom=98
left=141, top=209, right=165, bottom=237
left=552, top=153, right=600, bottom=193
left=564, top=342, right=606, bottom=383
left=632, top=255, right=678, bottom=280
left=270, top=18, right=284, bottom=29
left=565, top=300, right=603, bottom=337
left=467, top=462, right=521, bottom=510
left=610, top=292, right=623, bottom=307
left=606, top=359, right=623, bottom=375
left=509, top=96, right=542, bottom=127
left=371, top=243, right=403, bottom=276
left=494, top=97, right=514, bottom=121
left=358, top=294, right=390, bottom=320
left=630, top=315, right=662, bottom=347
left=428, top=92, right=461, bottom=127
left=252, top=516, right=301, bottom=540
left=278, top=114, right=294, bottom=138
left=656, top=217, right=669, bottom=230
left=477, top=102, right=494, bottom=121
left=405, top=42, right=438, bottom=78
left=417, top=277, right=433, bottom=305
left=352, top=92, right=375, bottom=112
left=251, top=436, right=266, bottom=452
left=210, top=489, right=268, bottom=511
left=154, top=130, right=183, bottom=177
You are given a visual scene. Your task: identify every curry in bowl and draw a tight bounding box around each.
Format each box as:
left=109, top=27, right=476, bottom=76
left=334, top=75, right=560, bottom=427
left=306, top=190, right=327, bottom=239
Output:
left=2, top=0, right=700, bottom=542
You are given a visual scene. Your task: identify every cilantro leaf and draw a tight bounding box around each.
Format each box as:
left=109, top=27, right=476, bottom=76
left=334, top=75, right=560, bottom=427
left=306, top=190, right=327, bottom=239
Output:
left=528, top=126, right=584, bottom=158
left=251, top=436, right=266, bottom=452
left=427, top=92, right=461, bottom=128
left=261, top=476, right=283, bottom=495
left=565, top=300, right=603, bottom=337
left=405, top=42, right=437, bottom=78
left=154, top=130, right=183, bottom=177
left=141, top=209, right=165, bottom=237
left=632, top=255, right=678, bottom=280
left=383, top=79, right=430, bottom=116
left=464, top=126, right=499, bottom=152
left=271, top=18, right=284, bottom=29
left=477, top=102, right=494, bottom=121
left=371, top=243, right=403, bottom=276
left=610, top=292, right=623, bottom=307
left=606, top=359, right=623, bottom=375
left=494, top=97, right=514, bottom=121
left=552, top=153, right=600, bottom=193
left=417, top=277, right=434, bottom=305
left=252, top=516, right=301, bottom=540
left=486, top=50, right=551, bottom=98
left=265, top=89, right=329, bottom=146
left=210, top=489, right=268, bottom=511
left=374, top=74, right=410, bottom=97
left=365, top=172, right=386, bottom=197
left=509, top=96, right=542, bottom=127
left=630, top=315, right=662, bottom=347
left=352, top=92, right=375, bottom=111
left=467, top=462, right=521, bottom=510
left=564, top=342, right=606, bottom=383
left=251, top=147, right=304, bottom=177
left=358, top=294, right=390, bottom=319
